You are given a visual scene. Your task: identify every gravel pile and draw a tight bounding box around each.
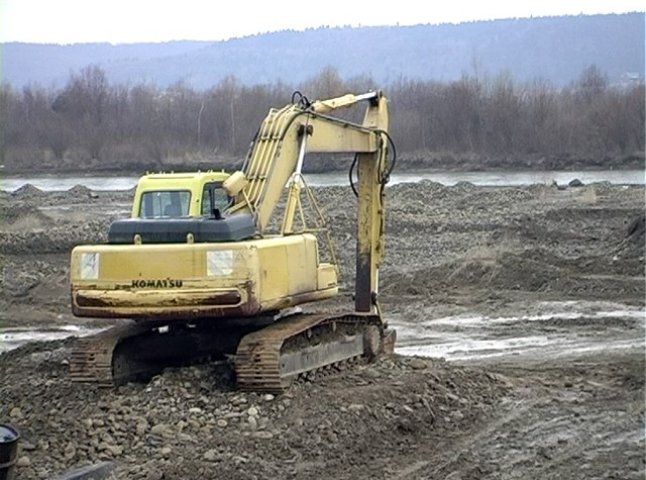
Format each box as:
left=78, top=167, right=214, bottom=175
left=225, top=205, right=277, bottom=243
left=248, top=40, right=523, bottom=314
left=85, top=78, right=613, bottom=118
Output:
left=0, top=178, right=643, bottom=479
left=0, top=341, right=507, bottom=480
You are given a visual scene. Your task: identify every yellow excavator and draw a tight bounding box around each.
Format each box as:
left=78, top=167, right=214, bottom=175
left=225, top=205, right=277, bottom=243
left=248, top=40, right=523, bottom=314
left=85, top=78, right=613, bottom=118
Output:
left=69, top=90, right=396, bottom=392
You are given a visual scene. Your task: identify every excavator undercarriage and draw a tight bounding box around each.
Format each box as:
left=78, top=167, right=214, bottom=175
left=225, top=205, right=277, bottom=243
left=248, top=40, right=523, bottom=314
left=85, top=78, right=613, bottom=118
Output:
left=70, top=312, right=396, bottom=393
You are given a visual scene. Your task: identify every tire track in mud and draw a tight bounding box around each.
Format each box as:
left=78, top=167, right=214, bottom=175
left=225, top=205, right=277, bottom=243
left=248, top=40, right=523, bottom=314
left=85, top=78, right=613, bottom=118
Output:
left=386, top=355, right=644, bottom=480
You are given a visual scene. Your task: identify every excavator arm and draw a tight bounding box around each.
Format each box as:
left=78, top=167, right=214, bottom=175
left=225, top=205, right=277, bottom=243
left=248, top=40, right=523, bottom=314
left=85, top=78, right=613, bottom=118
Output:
left=224, top=91, right=391, bottom=314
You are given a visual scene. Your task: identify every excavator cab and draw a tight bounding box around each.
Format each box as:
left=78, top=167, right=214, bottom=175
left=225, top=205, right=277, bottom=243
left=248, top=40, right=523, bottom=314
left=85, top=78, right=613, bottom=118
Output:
left=200, top=182, right=231, bottom=218
left=131, top=171, right=230, bottom=219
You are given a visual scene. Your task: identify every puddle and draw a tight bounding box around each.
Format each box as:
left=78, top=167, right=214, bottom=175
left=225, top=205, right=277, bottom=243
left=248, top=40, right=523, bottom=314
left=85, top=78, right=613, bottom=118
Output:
left=0, top=325, right=105, bottom=353
left=1, top=301, right=644, bottom=362
left=392, top=301, right=646, bottom=364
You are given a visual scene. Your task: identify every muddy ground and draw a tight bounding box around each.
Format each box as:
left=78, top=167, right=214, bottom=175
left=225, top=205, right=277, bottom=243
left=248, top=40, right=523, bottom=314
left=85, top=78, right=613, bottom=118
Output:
left=0, top=179, right=644, bottom=479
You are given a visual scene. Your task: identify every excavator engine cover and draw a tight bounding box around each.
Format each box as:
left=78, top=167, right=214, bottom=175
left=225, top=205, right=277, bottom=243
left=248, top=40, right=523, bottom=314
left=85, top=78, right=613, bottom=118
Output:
left=108, top=214, right=256, bottom=244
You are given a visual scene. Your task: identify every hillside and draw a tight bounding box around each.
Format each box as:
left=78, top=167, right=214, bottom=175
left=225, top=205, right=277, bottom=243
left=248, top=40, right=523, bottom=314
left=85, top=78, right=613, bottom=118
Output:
left=2, top=12, right=644, bottom=89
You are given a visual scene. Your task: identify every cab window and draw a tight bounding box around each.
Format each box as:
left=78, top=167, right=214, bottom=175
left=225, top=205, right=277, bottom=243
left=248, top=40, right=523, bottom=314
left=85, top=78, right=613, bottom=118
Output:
left=139, top=190, right=191, bottom=218
left=201, top=183, right=230, bottom=216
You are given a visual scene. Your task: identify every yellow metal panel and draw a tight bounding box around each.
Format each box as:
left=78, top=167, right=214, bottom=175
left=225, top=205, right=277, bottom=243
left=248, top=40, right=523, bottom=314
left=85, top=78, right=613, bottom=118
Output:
left=287, top=235, right=318, bottom=293
left=132, top=171, right=230, bottom=217
left=256, top=242, right=289, bottom=301
left=317, top=263, right=338, bottom=290
left=71, top=243, right=254, bottom=285
left=100, top=246, right=202, bottom=280
left=255, top=235, right=319, bottom=303
left=304, top=118, right=378, bottom=153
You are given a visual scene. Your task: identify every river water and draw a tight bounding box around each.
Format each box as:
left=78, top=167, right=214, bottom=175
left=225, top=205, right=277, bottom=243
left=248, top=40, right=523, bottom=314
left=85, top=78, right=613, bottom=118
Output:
left=2, top=169, right=644, bottom=191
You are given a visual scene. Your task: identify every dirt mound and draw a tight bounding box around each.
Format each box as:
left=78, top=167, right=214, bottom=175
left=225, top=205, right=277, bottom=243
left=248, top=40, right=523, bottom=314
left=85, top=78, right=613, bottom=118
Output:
left=388, top=180, right=449, bottom=204
left=66, top=184, right=94, bottom=196
left=1, top=257, right=68, bottom=300
left=0, top=220, right=110, bottom=254
left=382, top=247, right=644, bottom=301
left=10, top=183, right=46, bottom=199
left=2, top=204, right=54, bottom=228
left=617, top=211, right=646, bottom=257
left=383, top=249, right=561, bottom=295
left=460, top=187, right=534, bottom=205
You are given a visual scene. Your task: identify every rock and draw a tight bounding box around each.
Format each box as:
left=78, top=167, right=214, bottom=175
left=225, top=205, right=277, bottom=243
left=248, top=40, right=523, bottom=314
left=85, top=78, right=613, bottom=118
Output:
left=177, top=433, right=193, bottom=442
left=150, top=423, right=169, bottom=436
left=262, top=394, right=275, bottom=402
left=247, top=406, right=259, bottom=416
left=252, top=431, right=274, bottom=440
left=101, top=444, right=123, bottom=457
left=408, top=358, right=427, bottom=370
left=136, top=422, right=149, bottom=436
left=189, top=407, right=203, bottom=414
left=161, top=446, right=172, bottom=457
left=568, top=178, right=584, bottom=187
left=16, top=456, right=31, bottom=467
left=216, top=419, right=228, bottom=428
left=348, top=404, right=364, bottom=412
left=64, top=441, right=77, bottom=460
left=446, top=392, right=460, bottom=402
left=9, top=407, right=22, bottom=419
left=187, top=419, right=201, bottom=429
left=247, top=416, right=258, bottom=430
left=144, top=469, right=164, bottom=480
left=111, top=444, right=124, bottom=456
left=231, top=396, right=248, bottom=406
left=21, top=441, right=36, bottom=451
left=203, top=449, right=219, bottom=462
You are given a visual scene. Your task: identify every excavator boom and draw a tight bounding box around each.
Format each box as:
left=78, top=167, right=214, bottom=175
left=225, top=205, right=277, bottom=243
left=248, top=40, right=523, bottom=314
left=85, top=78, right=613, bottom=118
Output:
left=226, top=90, right=390, bottom=313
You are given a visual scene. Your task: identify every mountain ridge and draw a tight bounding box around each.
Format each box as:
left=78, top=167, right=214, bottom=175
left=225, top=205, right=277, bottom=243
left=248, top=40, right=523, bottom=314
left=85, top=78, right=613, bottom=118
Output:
left=2, top=12, right=644, bottom=89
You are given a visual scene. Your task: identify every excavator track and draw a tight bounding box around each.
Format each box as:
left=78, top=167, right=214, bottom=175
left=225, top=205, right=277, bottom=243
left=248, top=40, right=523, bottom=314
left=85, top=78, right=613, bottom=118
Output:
left=70, top=320, right=250, bottom=386
left=235, top=312, right=393, bottom=393
left=70, top=322, right=154, bottom=386
left=70, top=313, right=395, bottom=392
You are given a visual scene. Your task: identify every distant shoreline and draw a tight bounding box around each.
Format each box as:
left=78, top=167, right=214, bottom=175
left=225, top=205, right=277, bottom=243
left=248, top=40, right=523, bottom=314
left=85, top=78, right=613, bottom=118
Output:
left=2, top=153, right=644, bottom=178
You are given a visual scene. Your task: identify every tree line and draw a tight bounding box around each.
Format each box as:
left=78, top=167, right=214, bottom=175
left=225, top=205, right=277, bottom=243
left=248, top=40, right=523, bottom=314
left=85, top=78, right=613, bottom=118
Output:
left=1, top=65, right=643, bottom=173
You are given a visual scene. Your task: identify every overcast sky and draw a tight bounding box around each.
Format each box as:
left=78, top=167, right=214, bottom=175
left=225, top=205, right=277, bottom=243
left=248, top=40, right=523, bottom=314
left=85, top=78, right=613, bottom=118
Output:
left=1, top=0, right=644, bottom=44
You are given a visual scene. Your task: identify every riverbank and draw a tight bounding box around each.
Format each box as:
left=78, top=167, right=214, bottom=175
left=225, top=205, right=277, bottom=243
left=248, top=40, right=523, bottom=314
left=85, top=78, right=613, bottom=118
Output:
left=3, top=150, right=644, bottom=177
left=1, top=180, right=644, bottom=479
left=2, top=168, right=645, bottom=193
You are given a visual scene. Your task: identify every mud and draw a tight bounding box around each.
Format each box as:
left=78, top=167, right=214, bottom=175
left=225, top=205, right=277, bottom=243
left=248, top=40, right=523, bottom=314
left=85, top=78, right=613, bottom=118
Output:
left=0, top=179, right=644, bottom=479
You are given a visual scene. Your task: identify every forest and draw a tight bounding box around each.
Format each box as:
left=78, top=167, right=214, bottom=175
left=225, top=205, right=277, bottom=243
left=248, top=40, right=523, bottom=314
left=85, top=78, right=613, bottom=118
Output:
left=1, top=65, right=644, bottom=174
